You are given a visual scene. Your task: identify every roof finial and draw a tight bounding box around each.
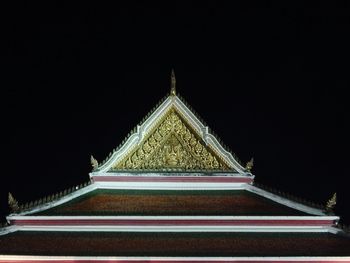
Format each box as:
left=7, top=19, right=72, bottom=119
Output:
left=170, top=69, right=176, bottom=96
left=8, top=192, right=19, bottom=213
left=325, top=192, right=337, bottom=213
left=90, top=155, right=99, bottom=171
left=245, top=157, right=254, bottom=172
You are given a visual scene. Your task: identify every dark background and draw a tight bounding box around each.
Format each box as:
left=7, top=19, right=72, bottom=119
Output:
left=2, top=2, right=349, bottom=224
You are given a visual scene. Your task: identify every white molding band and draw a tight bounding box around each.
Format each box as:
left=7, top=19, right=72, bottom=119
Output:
left=90, top=172, right=248, bottom=177
left=1, top=223, right=342, bottom=237
left=8, top=215, right=340, bottom=220
left=6, top=215, right=338, bottom=234
left=9, top=226, right=335, bottom=233
left=93, top=181, right=248, bottom=190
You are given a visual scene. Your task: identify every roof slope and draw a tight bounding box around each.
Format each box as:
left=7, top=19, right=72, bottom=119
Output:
left=33, top=189, right=308, bottom=216
left=1, top=231, right=350, bottom=257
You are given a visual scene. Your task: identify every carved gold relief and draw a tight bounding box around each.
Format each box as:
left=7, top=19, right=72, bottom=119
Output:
left=111, top=109, right=233, bottom=171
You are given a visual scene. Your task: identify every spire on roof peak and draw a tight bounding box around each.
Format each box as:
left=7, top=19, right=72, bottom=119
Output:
left=170, top=69, right=176, bottom=96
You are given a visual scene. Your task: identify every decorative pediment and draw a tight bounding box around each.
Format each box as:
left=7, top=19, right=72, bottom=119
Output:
left=93, top=71, right=249, bottom=175
left=111, top=109, right=232, bottom=171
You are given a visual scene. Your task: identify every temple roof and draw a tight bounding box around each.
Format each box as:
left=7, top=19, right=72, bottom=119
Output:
left=2, top=72, right=349, bottom=261
left=91, top=71, right=249, bottom=175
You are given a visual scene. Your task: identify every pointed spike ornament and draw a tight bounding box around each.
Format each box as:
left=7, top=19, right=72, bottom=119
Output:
left=170, top=69, right=176, bottom=96
left=245, top=157, right=254, bottom=172
left=8, top=192, right=19, bottom=213
left=90, top=155, right=99, bottom=170
left=326, top=192, right=337, bottom=213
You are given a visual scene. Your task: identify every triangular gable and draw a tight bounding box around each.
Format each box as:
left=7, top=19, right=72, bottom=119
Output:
left=94, top=93, right=248, bottom=174
left=112, top=108, right=231, bottom=171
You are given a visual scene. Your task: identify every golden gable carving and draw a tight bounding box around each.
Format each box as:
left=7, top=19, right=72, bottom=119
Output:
left=111, top=109, right=233, bottom=171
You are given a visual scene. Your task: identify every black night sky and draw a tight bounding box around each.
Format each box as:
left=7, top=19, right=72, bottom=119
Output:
left=3, top=2, right=350, bottom=224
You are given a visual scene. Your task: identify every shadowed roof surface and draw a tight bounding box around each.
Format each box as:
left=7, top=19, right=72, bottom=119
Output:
left=34, top=189, right=308, bottom=216
left=0, top=231, right=349, bottom=256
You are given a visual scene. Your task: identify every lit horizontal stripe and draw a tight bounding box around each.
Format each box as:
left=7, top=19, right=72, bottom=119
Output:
left=92, top=176, right=253, bottom=183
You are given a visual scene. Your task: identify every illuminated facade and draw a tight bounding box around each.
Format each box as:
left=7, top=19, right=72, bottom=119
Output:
left=1, top=71, right=349, bottom=262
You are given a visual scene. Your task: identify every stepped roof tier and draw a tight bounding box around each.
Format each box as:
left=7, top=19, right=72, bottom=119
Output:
left=1, top=71, right=349, bottom=262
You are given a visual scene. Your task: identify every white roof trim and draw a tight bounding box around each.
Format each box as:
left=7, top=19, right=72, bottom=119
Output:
left=1, top=222, right=342, bottom=235
left=90, top=172, right=246, bottom=177
left=10, top=225, right=334, bottom=233
left=0, top=225, right=19, bottom=236
left=8, top=215, right=339, bottom=220
left=245, top=184, right=327, bottom=216
left=93, top=181, right=247, bottom=190
left=174, top=96, right=245, bottom=172
left=95, top=95, right=248, bottom=174
left=11, top=184, right=98, bottom=216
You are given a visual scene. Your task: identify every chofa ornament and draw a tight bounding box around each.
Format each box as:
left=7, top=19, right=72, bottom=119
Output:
left=245, top=157, right=254, bottom=172
left=326, top=192, right=337, bottom=212
left=8, top=192, right=19, bottom=213
left=90, top=155, right=99, bottom=170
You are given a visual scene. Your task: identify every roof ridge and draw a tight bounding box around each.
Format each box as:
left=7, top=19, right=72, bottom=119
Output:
left=176, top=93, right=244, bottom=167
left=96, top=95, right=169, bottom=170
left=13, top=180, right=92, bottom=214
left=253, top=181, right=326, bottom=211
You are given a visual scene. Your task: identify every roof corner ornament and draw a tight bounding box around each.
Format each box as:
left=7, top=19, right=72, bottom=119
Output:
left=8, top=192, right=19, bottom=213
left=170, top=69, right=176, bottom=96
left=325, top=192, right=337, bottom=213
left=245, top=157, right=254, bottom=172
left=90, top=155, right=99, bottom=171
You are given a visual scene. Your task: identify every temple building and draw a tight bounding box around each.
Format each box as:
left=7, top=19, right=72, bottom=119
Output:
left=1, top=71, right=350, bottom=262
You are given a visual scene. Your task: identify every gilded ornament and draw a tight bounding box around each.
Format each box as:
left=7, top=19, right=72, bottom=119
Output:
left=154, top=130, right=162, bottom=141
left=195, top=143, right=203, bottom=154
left=245, top=157, right=254, bottom=172
left=111, top=109, right=233, bottom=171
left=326, top=193, right=337, bottom=212
left=8, top=192, right=19, bottom=213
left=90, top=155, right=99, bottom=170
